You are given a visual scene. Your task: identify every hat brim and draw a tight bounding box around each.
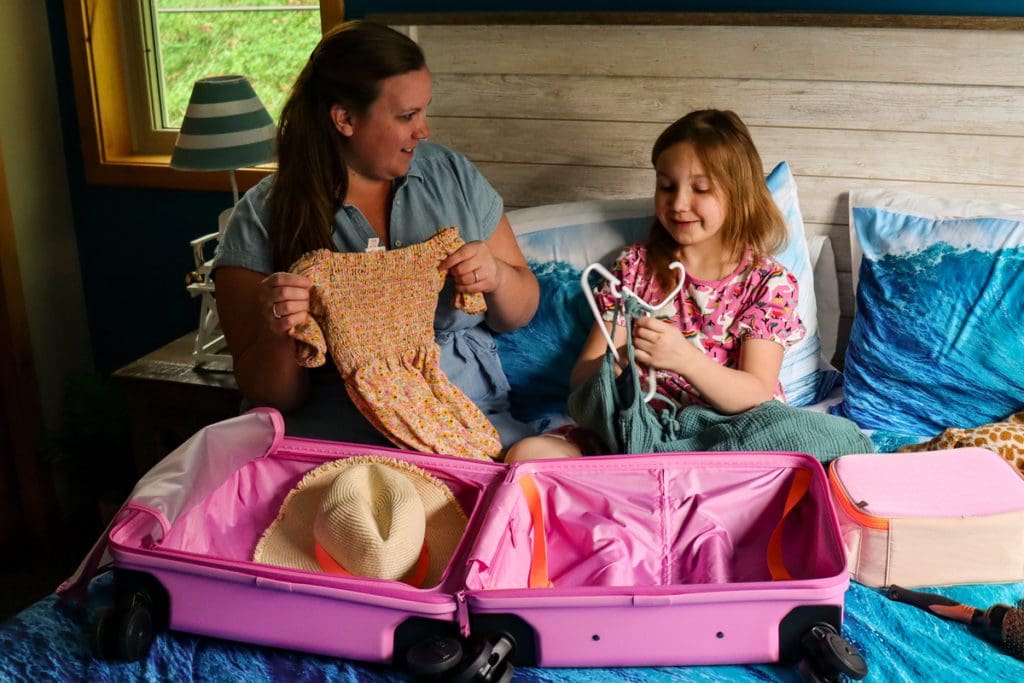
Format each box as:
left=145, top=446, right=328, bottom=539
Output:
left=253, top=456, right=467, bottom=588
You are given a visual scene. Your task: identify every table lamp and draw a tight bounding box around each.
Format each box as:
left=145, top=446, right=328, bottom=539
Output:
left=170, top=74, right=276, bottom=202
left=172, top=75, right=275, bottom=366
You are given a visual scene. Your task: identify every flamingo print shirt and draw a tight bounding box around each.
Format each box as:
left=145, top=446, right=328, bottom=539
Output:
left=594, top=243, right=805, bottom=408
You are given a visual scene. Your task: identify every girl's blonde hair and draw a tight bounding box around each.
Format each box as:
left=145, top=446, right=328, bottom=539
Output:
left=647, top=109, right=786, bottom=290
left=268, top=21, right=426, bottom=271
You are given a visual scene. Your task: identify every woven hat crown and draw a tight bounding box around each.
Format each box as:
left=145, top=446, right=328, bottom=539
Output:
left=253, top=455, right=468, bottom=587
left=314, top=462, right=426, bottom=580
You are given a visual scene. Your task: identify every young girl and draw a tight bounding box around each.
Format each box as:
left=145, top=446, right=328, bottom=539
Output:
left=505, top=109, right=804, bottom=462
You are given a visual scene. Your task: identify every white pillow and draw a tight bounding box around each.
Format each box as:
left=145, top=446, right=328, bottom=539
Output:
left=511, top=197, right=652, bottom=270
left=807, top=234, right=840, bottom=364
left=509, top=161, right=826, bottom=407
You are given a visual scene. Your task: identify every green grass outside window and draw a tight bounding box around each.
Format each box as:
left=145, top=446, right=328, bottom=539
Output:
left=155, top=1, right=321, bottom=126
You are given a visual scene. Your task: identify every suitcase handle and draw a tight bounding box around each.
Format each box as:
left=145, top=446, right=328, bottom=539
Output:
left=767, top=468, right=812, bottom=581
left=518, top=475, right=554, bottom=588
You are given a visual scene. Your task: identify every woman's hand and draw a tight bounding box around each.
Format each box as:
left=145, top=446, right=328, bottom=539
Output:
left=439, top=240, right=501, bottom=294
left=439, top=216, right=538, bottom=332
left=631, top=315, right=698, bottom=375
left=258, top=272, right=312, bottom=333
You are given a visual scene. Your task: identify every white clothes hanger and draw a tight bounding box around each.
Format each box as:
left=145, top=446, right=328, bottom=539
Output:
left=581, top=261, right=686, bottom=402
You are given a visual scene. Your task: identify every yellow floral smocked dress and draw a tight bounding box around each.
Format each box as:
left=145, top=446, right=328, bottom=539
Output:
left=288, top=227, right=502, bottom=461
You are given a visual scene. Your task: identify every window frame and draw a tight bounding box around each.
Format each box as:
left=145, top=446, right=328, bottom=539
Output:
left=63, top=1, right=344, bottom=191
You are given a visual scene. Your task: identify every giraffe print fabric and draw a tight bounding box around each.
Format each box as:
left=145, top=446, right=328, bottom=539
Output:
left=899, top=410, right=1024, bottom=475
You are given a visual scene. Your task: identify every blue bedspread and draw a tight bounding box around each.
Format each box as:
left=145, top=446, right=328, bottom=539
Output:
left=2, top=573, right=1022, bottom=682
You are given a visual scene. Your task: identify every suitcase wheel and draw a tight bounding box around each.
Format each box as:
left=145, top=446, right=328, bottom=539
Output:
left=798, top=622, right=868, bottom=682
left=484, top=659, right=515, bottom=683
left=406, top=632, right=516, bottom=682
left=797, top=657, right=836, bottom=683
left=450, top=634, right=516, bottom=682
left=405, top=634, right=464, bottom=678
left=92, top=593, right=156, bottom=661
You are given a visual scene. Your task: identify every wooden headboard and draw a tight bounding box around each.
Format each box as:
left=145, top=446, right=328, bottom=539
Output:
left=375, top=14, right=1024, bottom=360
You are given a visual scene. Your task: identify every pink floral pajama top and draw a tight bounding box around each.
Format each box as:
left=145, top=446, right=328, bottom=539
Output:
left=594, top=243, right=805, bottom=408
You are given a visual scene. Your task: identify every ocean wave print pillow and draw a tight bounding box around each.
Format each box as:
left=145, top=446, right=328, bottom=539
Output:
left=836, top=189, right=1024, bottom=436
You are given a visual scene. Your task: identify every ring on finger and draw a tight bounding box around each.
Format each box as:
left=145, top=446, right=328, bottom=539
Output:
left=473, top=270, right=479, bottom=284
left=272, top=303, right=282, bottom=319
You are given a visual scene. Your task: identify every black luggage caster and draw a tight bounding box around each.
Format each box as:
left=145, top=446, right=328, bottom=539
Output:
left=92, top=591, right=155, bottom=661
left=405, top=634, right=464, bottom=679
left=405, top=632, right=516, bottom=681
left=92, top=569, right=167, bottom=662
left=796, top=622, right=868, bottom=683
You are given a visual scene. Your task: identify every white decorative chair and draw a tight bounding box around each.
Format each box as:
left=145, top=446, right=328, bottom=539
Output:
left=185, top=208, right=235, bottom=366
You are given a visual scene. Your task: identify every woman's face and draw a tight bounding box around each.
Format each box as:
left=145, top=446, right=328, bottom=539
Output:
left=653, top=142, right=728, bottom=252
left=335, top=67, right=432, bottom=183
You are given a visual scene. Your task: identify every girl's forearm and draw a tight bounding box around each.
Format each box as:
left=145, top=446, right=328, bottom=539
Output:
left=668, top=351, right=775, bottom=414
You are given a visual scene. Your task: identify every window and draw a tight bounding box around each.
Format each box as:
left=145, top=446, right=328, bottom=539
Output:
left=64, top=1, right=344, bottom=190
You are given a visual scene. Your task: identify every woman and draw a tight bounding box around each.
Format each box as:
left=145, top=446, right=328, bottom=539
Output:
left=213, top=21, right=539, bottom=448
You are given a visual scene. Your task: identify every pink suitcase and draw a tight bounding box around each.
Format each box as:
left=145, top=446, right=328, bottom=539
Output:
left=60, top=408, right=864, bottom=681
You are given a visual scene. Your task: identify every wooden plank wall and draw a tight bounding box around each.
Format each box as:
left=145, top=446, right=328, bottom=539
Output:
left=394, top=21, right=1024, bottom=362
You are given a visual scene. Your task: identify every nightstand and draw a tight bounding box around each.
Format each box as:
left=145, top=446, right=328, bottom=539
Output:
left=113, top=332, right=241, bottom=476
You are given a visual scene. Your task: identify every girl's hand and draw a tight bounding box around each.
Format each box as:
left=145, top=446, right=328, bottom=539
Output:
left=258, top=272, right=312, bottom=334
left=440, top=240, right=501, bottom=294
left=631, top=315, right=697, bottom=374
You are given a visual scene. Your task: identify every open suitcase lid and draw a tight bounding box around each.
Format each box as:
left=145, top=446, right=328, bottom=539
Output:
left=58, top=408, right=286, bottom=602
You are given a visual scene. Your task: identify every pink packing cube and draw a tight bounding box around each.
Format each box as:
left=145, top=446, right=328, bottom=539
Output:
left=828, top=447, right=1024, bottom=588
left=60, top=408, right=861, bottom=680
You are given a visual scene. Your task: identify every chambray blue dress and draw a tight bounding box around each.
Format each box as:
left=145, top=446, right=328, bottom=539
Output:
left=213, top=142, right=534, bottom=448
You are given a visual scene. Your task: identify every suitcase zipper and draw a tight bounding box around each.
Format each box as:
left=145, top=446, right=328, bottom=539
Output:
left=827, top=465, right=889, bottom=531
left=455, top=590, right=471, bottom=638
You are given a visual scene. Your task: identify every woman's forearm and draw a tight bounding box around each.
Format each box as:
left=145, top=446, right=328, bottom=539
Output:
left=484, top=259, right=539, bottom=332
left=232, top=330, right=310, bottom=412
left=215, top=266, right=312, bottom=413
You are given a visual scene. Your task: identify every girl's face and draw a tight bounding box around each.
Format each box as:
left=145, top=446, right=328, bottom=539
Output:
left=333, top=67, right=432, bottom=183
left=654, top=142, right=728, bottom=252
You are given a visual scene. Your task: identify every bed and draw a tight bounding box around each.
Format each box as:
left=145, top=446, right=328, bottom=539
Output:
left=3, top=12, right=1024, bottom=682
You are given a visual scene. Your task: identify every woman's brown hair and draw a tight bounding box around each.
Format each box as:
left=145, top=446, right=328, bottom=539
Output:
left=646, top=109, right=786, bottom=290
left=267, top=21, right=426, bottom=271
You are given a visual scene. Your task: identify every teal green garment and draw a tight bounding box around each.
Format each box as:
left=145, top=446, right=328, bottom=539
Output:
left=568, top=298, right=873, bottom=463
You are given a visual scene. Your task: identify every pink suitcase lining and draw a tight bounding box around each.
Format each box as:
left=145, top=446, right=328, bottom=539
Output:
left=465, top=454, right=844, bottom=590
left=63, top=409, right=850, bottom=667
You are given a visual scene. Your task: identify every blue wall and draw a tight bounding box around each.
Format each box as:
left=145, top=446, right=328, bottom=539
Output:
left=48, top=1, right=1022, bottom=375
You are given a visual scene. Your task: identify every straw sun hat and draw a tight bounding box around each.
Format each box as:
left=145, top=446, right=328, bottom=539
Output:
left=253, top=456, right=467, bottom=588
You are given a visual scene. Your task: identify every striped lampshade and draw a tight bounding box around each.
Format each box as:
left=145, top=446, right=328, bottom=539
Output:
left=170, top=75, right=276, bottom=171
